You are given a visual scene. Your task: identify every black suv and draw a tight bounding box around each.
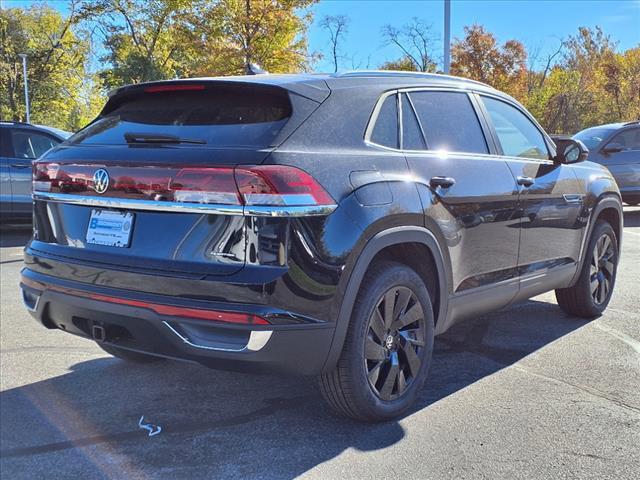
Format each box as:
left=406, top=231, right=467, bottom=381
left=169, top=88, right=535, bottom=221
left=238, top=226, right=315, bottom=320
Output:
left=21, top=72, right=623, bottom=421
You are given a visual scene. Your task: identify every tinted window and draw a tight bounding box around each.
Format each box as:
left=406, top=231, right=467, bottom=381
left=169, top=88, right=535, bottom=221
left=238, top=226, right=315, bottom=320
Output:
left=70, top=86, right=292, bottom=148
left=10, top=130, right=59, bottom=159
left=409, top=91, right=488, bottom=154
left=608, top=128, right=640, bottom=151
left=574, top=127, right=616, bottom=150
left=371, top=95, right=398, bottom=148
left=482, top=97, right=549, bottom=160
left=401, top=94, right=426, bottom=150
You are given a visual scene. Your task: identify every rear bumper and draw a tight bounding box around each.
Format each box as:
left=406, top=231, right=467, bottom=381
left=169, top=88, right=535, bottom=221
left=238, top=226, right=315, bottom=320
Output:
left=20, top=269, right=336, bottom=375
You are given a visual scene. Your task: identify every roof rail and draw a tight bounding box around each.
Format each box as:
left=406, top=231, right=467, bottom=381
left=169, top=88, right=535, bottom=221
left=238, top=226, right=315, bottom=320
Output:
left=623, top=120, right=640, bottom=126
left=336, top=70, right=494, bottom=88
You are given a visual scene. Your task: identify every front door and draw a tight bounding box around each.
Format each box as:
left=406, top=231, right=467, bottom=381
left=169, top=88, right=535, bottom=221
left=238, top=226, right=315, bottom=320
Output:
left=597, top=127, right=640, bottom=199
left=478, top=95, right=584, bottom=280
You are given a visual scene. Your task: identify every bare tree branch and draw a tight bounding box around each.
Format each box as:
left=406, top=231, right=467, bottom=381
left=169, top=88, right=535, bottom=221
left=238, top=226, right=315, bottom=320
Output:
left=320, top=14, right=350, bottom=73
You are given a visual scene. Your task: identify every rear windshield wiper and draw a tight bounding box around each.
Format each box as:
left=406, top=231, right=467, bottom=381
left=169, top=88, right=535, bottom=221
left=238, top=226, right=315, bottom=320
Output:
left=124, top=133, right=206, bottom=145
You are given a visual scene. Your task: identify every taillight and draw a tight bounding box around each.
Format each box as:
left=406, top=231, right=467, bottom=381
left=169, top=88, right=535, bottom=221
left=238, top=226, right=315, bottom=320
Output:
left=170, top=167, right=240, bottom=204
left=144, top=84, right=206, bottom=93
left=169, top=166, right=334, bottom=207
left=33, top=163, right=335, bottom=209
left=235, top=166, right=334, bottom=206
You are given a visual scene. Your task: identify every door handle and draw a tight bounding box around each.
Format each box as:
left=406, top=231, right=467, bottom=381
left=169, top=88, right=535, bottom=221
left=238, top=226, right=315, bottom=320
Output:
left=10, top=163, right=31, bottom=169
left=430, top=176, right=456, bottom=189
left=517, top=176, right=534, bottom=187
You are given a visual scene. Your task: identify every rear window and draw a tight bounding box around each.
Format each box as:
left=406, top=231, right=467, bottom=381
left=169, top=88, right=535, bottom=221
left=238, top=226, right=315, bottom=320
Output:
left=401, top=93, right=426, bottom=150
left=370, top=95, right=399, bottom=148
left=408, top=91, right=488, bottom=154
left=70, top=86, right=292, bottom=148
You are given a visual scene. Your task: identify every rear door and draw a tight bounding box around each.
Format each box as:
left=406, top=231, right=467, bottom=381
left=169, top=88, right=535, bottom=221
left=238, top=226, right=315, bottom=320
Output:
left=397, top=89, right=521, bottom=298
left=7, top=128, right=60, bottom=215
left=477, top=94, right=584, bottom=279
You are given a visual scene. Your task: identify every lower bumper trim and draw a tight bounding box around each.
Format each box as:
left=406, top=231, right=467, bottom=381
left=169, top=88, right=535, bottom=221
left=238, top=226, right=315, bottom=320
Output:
left=162, top=320, right=272, bottom=352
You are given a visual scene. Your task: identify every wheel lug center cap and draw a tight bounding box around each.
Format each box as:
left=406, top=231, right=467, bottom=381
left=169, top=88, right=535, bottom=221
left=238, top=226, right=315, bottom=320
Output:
left=385, top=334, right=395, bottom=350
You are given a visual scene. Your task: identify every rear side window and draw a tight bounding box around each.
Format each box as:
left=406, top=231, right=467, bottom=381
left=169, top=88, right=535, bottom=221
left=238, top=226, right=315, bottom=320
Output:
left=10, top=130, right=59, bottom=159
left=70, top=86, right=292, bottom=148
left=482, top=96, right=549, bottom=160
left=409, top=91, right=488, bottom=154
left=370, top=94, right=399, bottom=148
left=401, top=94, right=426, bottom=150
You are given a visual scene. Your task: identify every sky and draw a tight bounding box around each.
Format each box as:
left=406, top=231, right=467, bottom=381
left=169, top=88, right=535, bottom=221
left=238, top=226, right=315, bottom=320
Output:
left=5, top=0, right=640, bottom=72
left=308, top=0, right=640, bottom=71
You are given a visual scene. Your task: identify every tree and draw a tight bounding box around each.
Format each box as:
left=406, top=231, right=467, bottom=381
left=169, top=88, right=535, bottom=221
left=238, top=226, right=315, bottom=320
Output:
left=186, top=0, right=317, bottom=76
left=85, top=0, right=196, bottom=88
left=381, top=18, right=437, bottom=72
left=379, top=56, right=418, bottom=72
left=0, top=2, right=102, bottom=130
left=450, top=24, right=527, bottom=98
left=525, top=27, right=640, bottom=133
left=319, top=14, right=349, bottom=73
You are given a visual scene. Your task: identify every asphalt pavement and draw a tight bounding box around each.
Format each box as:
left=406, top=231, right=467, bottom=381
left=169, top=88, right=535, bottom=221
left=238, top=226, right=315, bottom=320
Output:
left=1, top=208, right=639, bottom=479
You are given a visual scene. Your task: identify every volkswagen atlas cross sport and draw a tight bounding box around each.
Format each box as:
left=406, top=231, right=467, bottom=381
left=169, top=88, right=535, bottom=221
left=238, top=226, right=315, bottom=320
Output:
left=21, top=72, right=623, bottom=421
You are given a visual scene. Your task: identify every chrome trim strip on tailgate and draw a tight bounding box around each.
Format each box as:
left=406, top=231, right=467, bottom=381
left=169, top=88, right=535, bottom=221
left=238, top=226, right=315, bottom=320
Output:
left=32, top=192, right=337, bottom=217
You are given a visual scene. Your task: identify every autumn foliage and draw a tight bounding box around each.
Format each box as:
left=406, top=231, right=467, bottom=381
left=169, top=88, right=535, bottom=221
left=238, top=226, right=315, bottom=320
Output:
left=1, top=2, right=638, bottom=135
left=449, top=25, right=639, bottom=134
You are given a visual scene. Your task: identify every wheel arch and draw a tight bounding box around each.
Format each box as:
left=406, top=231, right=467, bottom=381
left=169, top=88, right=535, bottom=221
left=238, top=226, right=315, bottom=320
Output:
left=321, top=226, right=450, bottom=373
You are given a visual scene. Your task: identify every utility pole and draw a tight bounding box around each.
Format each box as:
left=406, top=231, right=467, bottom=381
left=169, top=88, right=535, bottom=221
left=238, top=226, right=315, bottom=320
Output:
left=443, top=0, right=451, bottom=74
left=18, top=54, right=30, bottom=123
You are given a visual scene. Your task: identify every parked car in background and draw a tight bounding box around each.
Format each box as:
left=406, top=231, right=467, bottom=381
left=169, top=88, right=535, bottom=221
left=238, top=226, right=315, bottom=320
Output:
left=574, top=121, right=640, bottom=206
left=21, top=73, right=623, bottom=421
left=0, top=122, right=71, bottom=224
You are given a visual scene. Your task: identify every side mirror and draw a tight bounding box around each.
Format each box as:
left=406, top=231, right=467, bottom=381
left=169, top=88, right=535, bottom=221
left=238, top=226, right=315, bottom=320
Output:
left=601, top=143, right=624, bottom=154
left=552, top=136, right=589, bottom=164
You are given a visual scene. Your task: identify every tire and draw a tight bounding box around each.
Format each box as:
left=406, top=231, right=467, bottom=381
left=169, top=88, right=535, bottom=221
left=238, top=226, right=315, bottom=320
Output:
left=555, top=220, right=619, bottom=318
left=98, top=343, right=163, bottom=363
left=318, top=261, right=435, bottom=422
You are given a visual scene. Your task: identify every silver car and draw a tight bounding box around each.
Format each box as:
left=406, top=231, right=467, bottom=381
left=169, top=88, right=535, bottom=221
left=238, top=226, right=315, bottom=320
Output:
left=574, top=121, right=640, bottom=206
left=0, top=122, right=71, bottom=223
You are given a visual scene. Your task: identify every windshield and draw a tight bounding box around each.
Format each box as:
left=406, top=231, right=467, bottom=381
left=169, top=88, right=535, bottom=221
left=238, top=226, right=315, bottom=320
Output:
left=574, top=127, right=616, bottom=150
left=69, top=86, right=292, bottom=148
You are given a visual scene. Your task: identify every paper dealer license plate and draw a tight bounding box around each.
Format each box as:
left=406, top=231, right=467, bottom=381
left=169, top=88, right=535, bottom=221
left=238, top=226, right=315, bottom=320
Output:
left=86, top=209, right=134, bottom=247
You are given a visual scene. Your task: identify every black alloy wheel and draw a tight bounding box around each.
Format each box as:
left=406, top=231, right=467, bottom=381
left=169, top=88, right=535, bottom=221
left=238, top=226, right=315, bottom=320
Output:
left=318, top=261, right=435, bottom=422
left=590, top=232, right=615, bottom=305
left=365, top=286, right=426, bottom=401
left=555, top=220, right=618, bottom=318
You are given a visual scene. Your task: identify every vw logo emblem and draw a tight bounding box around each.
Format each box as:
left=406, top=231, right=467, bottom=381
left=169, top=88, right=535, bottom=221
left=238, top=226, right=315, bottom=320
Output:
left=93, top=169, right=110, bottom=194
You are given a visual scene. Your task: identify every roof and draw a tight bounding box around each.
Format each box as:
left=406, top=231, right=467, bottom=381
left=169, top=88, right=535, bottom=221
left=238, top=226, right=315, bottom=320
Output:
left=108, top=70, right=500, bottom=104
left=0, top=121, right=71, bottom=139
left=578, top=121, right=639, bottom=132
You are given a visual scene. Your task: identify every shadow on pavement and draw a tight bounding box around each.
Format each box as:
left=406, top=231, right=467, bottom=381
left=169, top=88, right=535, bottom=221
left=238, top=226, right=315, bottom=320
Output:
left=0, top=298, right=588, bottom=478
